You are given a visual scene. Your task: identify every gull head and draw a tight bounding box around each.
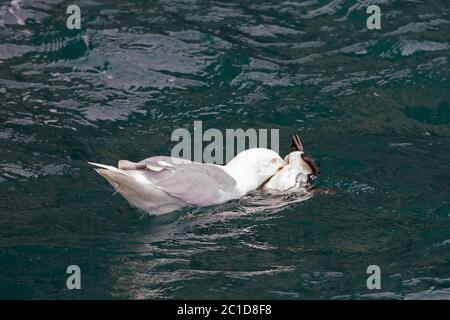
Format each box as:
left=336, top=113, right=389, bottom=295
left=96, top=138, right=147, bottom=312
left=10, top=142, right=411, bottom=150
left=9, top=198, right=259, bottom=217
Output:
left=224, top=148, right=285, bottom=195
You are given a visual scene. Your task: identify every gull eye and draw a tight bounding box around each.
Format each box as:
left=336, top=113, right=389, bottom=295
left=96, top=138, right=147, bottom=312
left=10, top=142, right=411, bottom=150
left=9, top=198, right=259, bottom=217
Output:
left=271, top=158, right=277, bottom=164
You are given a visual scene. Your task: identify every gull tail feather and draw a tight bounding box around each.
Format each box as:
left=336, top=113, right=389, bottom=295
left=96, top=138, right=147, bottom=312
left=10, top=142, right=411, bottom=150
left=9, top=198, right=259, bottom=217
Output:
left=89, top=162, right=133, bottom=192
left=89, top=162, right=127, bottom=175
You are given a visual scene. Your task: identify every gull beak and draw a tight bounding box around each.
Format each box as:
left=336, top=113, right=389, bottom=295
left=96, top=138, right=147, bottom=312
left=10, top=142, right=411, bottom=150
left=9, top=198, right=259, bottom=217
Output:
left=278, top=158, right=286, bottom=171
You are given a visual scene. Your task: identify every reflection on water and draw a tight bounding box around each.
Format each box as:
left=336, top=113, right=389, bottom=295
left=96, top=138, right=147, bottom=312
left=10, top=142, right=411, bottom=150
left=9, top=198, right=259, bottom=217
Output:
left=1, top=0, right=450, bottom=299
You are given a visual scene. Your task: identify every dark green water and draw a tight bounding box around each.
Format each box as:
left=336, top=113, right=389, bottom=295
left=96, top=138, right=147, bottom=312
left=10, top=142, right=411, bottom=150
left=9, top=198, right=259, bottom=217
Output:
left=1, top=0, right=450, bottom=299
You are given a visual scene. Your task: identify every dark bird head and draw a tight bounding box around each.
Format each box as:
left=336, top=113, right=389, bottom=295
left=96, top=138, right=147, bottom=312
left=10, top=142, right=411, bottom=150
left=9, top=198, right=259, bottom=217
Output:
left=290, top=133, right=320, bottom=176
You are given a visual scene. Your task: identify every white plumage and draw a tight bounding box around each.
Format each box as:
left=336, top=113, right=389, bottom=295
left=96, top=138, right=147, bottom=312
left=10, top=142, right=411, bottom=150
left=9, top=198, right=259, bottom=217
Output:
left=90, top=148, right=285, bottom=215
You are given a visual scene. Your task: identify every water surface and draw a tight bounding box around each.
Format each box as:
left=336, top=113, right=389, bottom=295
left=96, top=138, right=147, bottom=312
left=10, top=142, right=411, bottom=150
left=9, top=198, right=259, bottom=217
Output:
left=0, top=0, right=450, bottom=299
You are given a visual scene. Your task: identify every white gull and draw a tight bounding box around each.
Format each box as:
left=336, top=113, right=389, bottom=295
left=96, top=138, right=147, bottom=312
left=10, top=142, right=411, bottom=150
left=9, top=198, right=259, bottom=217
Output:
left=90, top=148, right=285, bottom=215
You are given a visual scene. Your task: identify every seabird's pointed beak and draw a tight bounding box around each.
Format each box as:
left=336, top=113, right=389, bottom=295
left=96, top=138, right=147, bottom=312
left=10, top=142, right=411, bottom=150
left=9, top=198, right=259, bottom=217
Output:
left=291, top=133, right=304, bottom=152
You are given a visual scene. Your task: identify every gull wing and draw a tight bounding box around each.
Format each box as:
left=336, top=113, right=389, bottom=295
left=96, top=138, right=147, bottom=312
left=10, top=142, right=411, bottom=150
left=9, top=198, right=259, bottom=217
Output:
left=119, top=157, right=238, bottom=206
left=118, top=156, right=192, bottom=170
